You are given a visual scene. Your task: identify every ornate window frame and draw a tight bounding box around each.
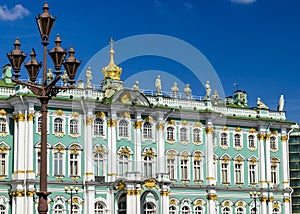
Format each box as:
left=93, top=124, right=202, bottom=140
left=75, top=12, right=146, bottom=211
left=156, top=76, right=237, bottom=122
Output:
left=142, top=118, right=155, bottom=142
left=68, top=118, right=81, bottom=137
left=52, top=142, right=66, bottom=178
left=220, top=132, right=229, bottom=149
left=53, top=116, right=65, bottom=137
left=270, top=135, right=278, bottom=152
left=220, top=154, right=231, bottom=185
left=180, top=151, right=190, bottom=183
left=68, top=143, right=83, bottom=179
left=233, top=155, right=245, bottom=185
left=0, top=142, right=10, bottom=178
left=93, top=112, right=107, bottom=139
left=248, top=155, right=258, bottom=185
left=117, top=146, right=133, bottom=177
left=93, top=144, right=107, bottom=177
left=165, top=125, right=176, bottom=144
left=193, top=151, right=204, bottom=183
left=142, top=147, right=156, bottom=178
left=117, top=118, right=131, bottom=141
left=166, top=149, right=177, bottom=181
left=35, top=142, right=50, bottom=176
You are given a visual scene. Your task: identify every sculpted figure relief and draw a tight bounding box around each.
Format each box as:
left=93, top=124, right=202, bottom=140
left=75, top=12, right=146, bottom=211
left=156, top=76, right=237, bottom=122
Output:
left=257, top=97, right=269, bottom=109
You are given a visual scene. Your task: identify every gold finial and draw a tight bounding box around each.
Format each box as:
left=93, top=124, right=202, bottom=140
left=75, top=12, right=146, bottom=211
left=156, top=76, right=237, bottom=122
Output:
left=102, top=38, right=122, bottom=80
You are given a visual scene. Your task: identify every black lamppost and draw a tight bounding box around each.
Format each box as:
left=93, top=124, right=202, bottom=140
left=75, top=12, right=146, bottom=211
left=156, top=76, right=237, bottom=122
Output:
left=6, top=3, right=80, bottom=214
left=250, top=191, right=260, bottom=214
left=64, top=186, right=79, bottom=214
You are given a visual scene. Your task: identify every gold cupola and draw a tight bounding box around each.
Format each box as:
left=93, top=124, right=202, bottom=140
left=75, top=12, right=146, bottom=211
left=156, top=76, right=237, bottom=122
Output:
left=102, top=38, right=122, bottom=80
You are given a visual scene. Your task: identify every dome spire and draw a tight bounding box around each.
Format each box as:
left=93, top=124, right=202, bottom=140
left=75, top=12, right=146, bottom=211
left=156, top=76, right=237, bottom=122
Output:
left=102, top=38, right=122, bottom=80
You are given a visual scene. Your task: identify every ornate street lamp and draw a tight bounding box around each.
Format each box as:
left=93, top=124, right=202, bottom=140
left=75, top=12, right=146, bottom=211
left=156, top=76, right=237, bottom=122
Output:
left=250, top=191, right=260, bottom=214
left=6, top=3, right=80, bottom=214
left=64, top=186, right=79, bottom=214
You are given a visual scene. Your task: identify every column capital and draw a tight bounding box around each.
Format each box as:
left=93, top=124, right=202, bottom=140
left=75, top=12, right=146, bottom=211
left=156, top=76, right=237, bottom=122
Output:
left=107, top=119, right=117, bottom=127
left=205, top=127, right=214, bottom=134
left=27, top=113, right=35, bottom=121
left=157, top=123, right=165, bottom=130
left=134, top=121, right=143, bottom=129
left=206, top=193, right=217, bottom=201
left=86, top=117, right=94, bottom=125
left=281, top=135, right=288, bottom=142
left=257, top=133, right=265, bottom=141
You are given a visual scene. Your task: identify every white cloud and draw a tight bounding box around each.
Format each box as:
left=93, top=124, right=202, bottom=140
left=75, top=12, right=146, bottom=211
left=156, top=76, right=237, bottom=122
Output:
left=230, top=0, right=256, bottom=4
left=184, top=2, right=195, bottom=10
left=0, top=4, right=30, bottom=21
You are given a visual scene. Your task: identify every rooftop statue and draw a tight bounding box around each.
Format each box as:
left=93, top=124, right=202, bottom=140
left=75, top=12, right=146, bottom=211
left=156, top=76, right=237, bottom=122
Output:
left=212, top=90, right=219, bottom=105
left=278, top=95, right=284, bottom=111
left=46, top=68, right=54, bottom=82
left=155, top=75, right=162, bottom=95
left=132, top=81, right=139, bottom=90
left=171, top=82, right=179, bottom=98
left=205, top=81, right=211, bottom=100
left=61, top=70, right=69, bottom=86
left=257, top=97, right=269, bottom=109
left=2, top=64, right=12, bottom=84
left=184, top=83, right=192, bottom=99
left=86, top=66, right=93, bottom=89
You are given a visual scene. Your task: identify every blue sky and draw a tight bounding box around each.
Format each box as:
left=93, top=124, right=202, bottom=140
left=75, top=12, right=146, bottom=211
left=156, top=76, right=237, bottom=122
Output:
left=0, top=0, right=300, bottom=123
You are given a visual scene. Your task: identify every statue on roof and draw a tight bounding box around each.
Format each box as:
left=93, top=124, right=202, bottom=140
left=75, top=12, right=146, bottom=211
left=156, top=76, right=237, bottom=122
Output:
left=278, top=95, right=284, bottom=111
left=155, top=75, right=162, bottom=95
left=205, top=81, right=211, bottom=100
left=257, top=97, right=269, bottom=109
left=171, top=82, right=179, bottom=98
left=2, top=64, right=12, bottom=84
left=46, top=68, right=54, bottom=82
left=61, top=70, right=69, bottom=86
left=212, top=90, right=219, bottom=105
left=132, top=81, right=139, bottom=90
left=86, top=66, right=93, bottom=89
left=184, top=84, right=192, bottom=99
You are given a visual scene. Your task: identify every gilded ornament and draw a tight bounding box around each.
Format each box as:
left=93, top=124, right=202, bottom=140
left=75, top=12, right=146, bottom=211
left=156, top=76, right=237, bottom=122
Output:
left=145, top=116, right=153, bottom=122
left=102, top=38, right=122, bottom=80
left=95, top=146, right=106, bottom=154
left=271, top=130, right=277, bottom=135
left=134, top=121, right=142, bottom=129
left=195, top=200, right=203, bottom=205
left=71, top=145, right=79, bottom=154
left=54, top=132, right=64, bottom=137
left=0, top=146, right=7, bottom=153
left=235, top=157, right=243, bottom=163
left=194, top=151, right=202, bottom=160
left=283, top=197, right=290, bottom=203
left=205, top=127, right=214, bottom=134
left=107, top=119, right=117, bottom=127
left=181, top=153, right=189, bottom=159
left=27, top=191, right=35, bottom=197
left=156, top=123, right=164, bottom=130
left=160, top=191, right=170, bottom=196
left=56, top=109, right=64, bottom=116
left=222, top=126, right=228, bottom=131
left=257, top=133, right=265, bottom=141
left=126, top=190, right=135, bottom=196
left=221, top=156, right=230, bottom=163
left=168, top=120, right=176, bottom=125
left=235, top=127, right=241, bottom=132
left=249, top=128, right=257, bottom=133
left=260, top=197, right=268, bottom=202
left=86, top=117, right=94, bottom=125
left=269, top=197, right=274, bottom=203
left=17, top=114, right=25, bottom=122
left=265, top=134, right=271, bottom=140
left=206, top=193, right=217, bottom=201
left=142, top=178, right=159, bottom=190
left=122, top=112, right=131, bottom=118
left=96, top=112, right=106, bottom=118
left=85, top=172, right=94, bottom=176
left=170, top=199, right=177, bottom=205
left=27, top=113, right=35, bottom=121
left=237, top=201, right=243, bottom=207
left=143, top=149, right=155, bottom=158
left=54, top=145, right=65, bottom=152
left=224, top=201, right=230, bottom=206
left=249, top=158, right=257, bottom=164
left=281, top=135, right=288, bottom=142
left=119, top=147, right=131, bottom=158
left=72, top=112, right=79, bottom=118
left=206, top=177, right=215, bottom=180
left=0, top=109, right=7, bottom=116
left=116, top=181, right=126, bottom=190
left=182, top=120, right=188, bottom=126
left=194, top=122, right=202, bottom=127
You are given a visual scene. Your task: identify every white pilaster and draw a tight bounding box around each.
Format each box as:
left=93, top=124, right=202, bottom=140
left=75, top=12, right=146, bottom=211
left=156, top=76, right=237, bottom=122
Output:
left=85, top=107, right=94, bottom=181
left=206, top=190, right=217, bottom=214
left=85, top=185, right=95, bottom=214
left=258, top=133, right=267, bottom=188
left=134, top=112, right=142, bottom=174
left=26, top=112, right=35, bottom=179
left=206, top=123, right=216, bottom=185
left=107, top=110, right=117, bottom=182
left=16, top=113, right=26, bottom=180
left=281, top=129, right=289, bottom=189
left=160, top=190, right=169, bottom=214
left=157, top=113, right=165, bottom=175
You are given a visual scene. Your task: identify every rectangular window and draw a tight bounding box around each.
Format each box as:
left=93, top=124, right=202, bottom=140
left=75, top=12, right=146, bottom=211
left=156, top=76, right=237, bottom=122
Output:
left=167, top=158, right=175, bottom=180
left=54, top=152, right=63, bottom=176
left=271, top=165, right=278, bottom=184
left=194, top=160, right=201, bottom=181
left=221, top=163, right=229, bottom=183
left=0, top=153, right=6, bottom=175
left=235, top=163, right=242, bottom=184
left=70, top=153, right=79, bottom=176
left=181, top=159, right=188, bottom=180
left=249, top=164, right=256, bottom=184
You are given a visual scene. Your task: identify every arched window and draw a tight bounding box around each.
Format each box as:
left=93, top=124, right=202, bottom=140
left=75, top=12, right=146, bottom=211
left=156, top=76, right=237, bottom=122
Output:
left=167, top=127, right=175, bottom=141
left=70, top=119, right=79, bottom=134
left=248, top=135, right=255, bottom=148
left=0, top=118, right=6, bottom=133
left=180, top=127, right=188, bottom=142
left=72, top=204, right=80, bottom=214
left=70, top=153, right=79, bottom=176
left=234, top=134, right=241, bottom=147
left=180, top=156, right=189, bottom=181
left=194, top=158, right=202, bottom=182
left=143, top=155, right=154, bottom=178
left=94, top=201, right=106, bottom=214
left=53, top=204, right=64, bottom=214
left=270, top=136, right=277, bottom=150
left=143, top=122, right=152, bottom=139
left=181, top=206, right=191, bottom=214
left=0, top=205, right=6, bottom=214
left=237, top=207, right=244, bottom=214
left=119, top=120, right=129, bottom=137
left=118, top=154, right=129, bottom=176
left=221, top=133, right=228, bottom=146
left=54, top=118, right=63, bottom=133
left=222, top=207, right=230, bottom=214
left=272, top=208, right=279, bottom=214
left=53, top=151, right=64, bottom=176
left=195, top=206, right=203, bottom=214
left=166, top=152, right=176, bottom=180
left=193, top=128, right=201, bottom=143
left=94, top=118, right=104, bottom=136
left=94, top=152, right=104, bottom=176
left=169, top=206, right=177, bottom=214
left=271, top=158, right=280, bottom=185
left=143, top=202, right=155, bottom=214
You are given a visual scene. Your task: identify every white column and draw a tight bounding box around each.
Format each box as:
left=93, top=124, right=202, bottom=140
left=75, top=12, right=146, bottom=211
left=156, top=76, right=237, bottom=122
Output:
left=85, top=185, right=95, bottom=214
left=26, top=113, right=35, bottom=179
left=107, top=110, right=117, bottom=182
left=17, top=113, right=26, bottom=180
left=281, top=130, right=289, bottom=188
left=283, top=194, right=291, bottom=214
left=85, top=110, right=94, bottom=181
left=26, top=186, right=35, bottom=214
left=265, top=134, right=271, bottom=186
left=206, top=125, right=216, bottom=185
left=157, top=113, right=165, bottom=176
left=126, top=190, right=135, bottom=214
left=258, top=133, right=267, bottom=188
left=134, top=112, right=142, bottom=174
left=12, top=115, right=18, bottom=180
left=135, top=188, right=141, bottom=214
left=160, top=190, right=169, bottom=214
left=206, top=190, right=217, bottom=214
left=260, top=196, right=268, bottom=214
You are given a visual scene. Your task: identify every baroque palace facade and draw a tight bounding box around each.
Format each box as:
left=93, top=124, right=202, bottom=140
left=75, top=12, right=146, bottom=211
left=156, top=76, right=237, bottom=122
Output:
left=0, top=42, right=295, bottom=214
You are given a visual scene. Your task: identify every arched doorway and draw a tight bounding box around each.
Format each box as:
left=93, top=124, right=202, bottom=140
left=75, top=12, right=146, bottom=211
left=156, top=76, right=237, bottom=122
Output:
left=140, top=191, right=159, bottom=214
left=117, top=193, right=126, bottom=214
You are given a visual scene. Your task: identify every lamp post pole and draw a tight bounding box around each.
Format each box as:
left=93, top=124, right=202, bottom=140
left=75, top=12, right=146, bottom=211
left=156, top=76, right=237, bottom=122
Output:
left=250, top=191, right=260, bottom=214
left=6, top=3, right=80, bottom=214
left=64, top=186, right=79, bottom=214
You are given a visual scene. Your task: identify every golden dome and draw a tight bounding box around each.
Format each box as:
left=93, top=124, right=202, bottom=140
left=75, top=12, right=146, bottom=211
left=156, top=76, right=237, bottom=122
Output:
left=102, top=38, right=122, bottom=80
